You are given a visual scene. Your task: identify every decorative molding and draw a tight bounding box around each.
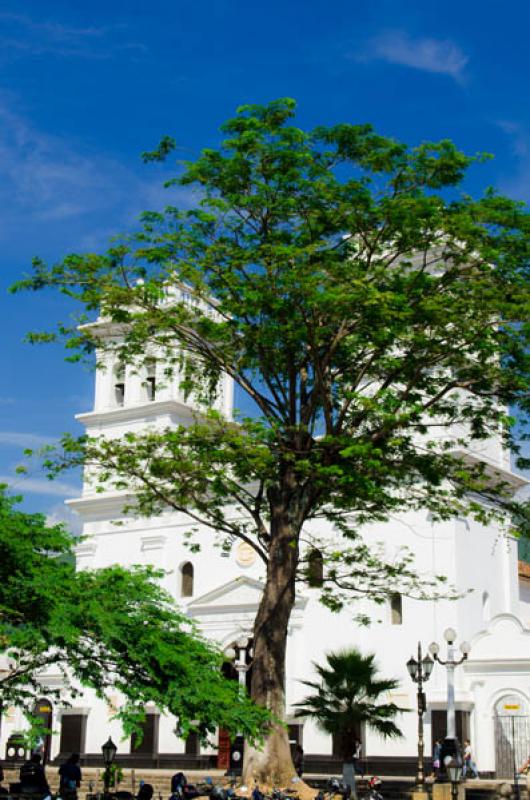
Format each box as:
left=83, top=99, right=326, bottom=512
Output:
left=74, top=542, right=97, bottom=558
left=57, top=707, right=91, bottom=717
left=188, top=575, right=307, bottom=617
left=141, top=535, right=167, bottom=552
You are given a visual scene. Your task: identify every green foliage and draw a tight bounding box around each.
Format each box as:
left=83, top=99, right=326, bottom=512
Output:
left=11, top=98, right=530, bottom=610
left=293, top=648, right=405, bottom=759
left=0, top=486, right=269, bottom=741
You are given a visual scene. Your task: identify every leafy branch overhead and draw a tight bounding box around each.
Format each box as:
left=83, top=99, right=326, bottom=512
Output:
left=0, top=486, right=269, bottom=741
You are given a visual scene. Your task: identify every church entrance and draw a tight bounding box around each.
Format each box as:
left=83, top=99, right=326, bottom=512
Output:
left=32, top=698, right=53, bottom=763
left=494, top=695, right=530, bottom=778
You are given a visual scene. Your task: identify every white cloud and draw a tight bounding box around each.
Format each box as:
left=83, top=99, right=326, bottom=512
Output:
left=495, top=120, right=530, bottom=202
left=363, top=31, right=468, bottom=81
left=0, top=12, right=146, bottom=61
left=497, top=120, right=529, bottom=159
left=0, top=99, right=195, bottom=246
left=46, top=500, right=83, bottom=535
left=0, top=474, right=79, bottom=497
left=0, top=430, right=53, bottom=448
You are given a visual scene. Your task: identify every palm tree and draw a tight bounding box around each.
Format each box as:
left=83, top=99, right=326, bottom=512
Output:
left=294, top=648, right=405, bottom=787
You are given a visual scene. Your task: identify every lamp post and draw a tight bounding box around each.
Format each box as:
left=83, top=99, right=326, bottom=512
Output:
left=226, top=636, right=251, bottom=772
left=407, top=641, right=434, bottom=792
left=429, top=628, right=470, bottom=768
left=101, top=737, right=117, bottom=795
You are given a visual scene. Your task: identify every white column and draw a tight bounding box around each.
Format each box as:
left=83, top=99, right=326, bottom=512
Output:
left=446, top=657, right=456, bottom=739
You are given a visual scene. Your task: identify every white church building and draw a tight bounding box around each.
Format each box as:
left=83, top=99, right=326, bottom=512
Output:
left=4, top=306, right=530, bottom=779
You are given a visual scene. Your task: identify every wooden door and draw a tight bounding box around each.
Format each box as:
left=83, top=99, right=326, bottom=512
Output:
left=217, top=728, right=231, bottom=770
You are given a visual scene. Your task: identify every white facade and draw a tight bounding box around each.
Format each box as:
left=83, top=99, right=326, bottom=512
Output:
left=4, top=324, right=530, bottom=778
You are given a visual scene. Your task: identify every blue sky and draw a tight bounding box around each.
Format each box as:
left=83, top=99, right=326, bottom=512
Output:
left=1, top=0, right=530, bottom=527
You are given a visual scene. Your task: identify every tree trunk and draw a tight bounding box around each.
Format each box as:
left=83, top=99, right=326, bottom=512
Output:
left=243, top=506, right=299, bottom=785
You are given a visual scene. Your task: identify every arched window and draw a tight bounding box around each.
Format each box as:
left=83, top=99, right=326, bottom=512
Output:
left=145, top=359, right=156, bottom=401
left=113, top=364, right=125, bottom=407
left=482, top=591, right=491, bottom=622
left=181, top=562, right=194, bottom=597
left=307, top=549, right=324, bottom=587
left=390, top=593, right=402, bottom=625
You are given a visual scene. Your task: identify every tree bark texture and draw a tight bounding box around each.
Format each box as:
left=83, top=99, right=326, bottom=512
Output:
left=243, top=501, right=299, bottom=785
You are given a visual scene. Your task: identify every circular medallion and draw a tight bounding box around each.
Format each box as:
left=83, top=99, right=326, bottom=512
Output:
left=235, top=542, right=256, bottom=567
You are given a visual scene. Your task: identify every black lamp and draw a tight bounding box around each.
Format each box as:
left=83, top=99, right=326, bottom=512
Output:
left=406, top=656, right=419, bottom=680
left=102, top=737, right=117, bottom=795
left=446, top=761, right=462, bottom=784
left=101, top=736, right=117, bottom=766
left=422, top=654, right=434, bottom=680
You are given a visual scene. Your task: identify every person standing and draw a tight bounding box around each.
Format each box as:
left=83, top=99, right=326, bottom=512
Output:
left=19, top=753, right=51, bottom=799
left=59, top=753, right=82, bottom=799
left=462, top=740, right=479, bottom=779
left=293, top=744, right=304, bottom=777
left=432, top=740, right=442, bottom=779
left=353, top=739, right=365, bottom=777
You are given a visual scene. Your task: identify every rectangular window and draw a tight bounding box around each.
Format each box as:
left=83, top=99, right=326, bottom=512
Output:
left=390, top=593, right=403, bottom=625
left=130, top=714, right=159, bottom=755
left=59, top=714, right=87, bottom=755
left=114, top=383, right=125, bottom=406
left=146, top=376, right=156, bottom=401
left=145, top=360, right=156, bottom=401
left=185, top=732, right=200, bottom=756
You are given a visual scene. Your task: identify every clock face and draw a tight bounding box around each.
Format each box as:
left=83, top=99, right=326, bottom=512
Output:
left=235, top=542, right=256, bottom=567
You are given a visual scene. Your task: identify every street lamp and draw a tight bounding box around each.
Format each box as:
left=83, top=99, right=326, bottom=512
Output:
left=101, top=737, right=117, bottom=794
left=230, top=635, right=252, bottom=770
left=407, top=641, right=434, bottom=792
left=445, top=757, right=462, bottom=800
left=429, top=628, right=470, bottom=769
left=235, top=637, right=250, bottom=692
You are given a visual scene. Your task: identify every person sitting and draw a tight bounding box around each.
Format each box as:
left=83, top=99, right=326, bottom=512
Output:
left=138, top=784, right=154, bottom=800
left=20, top=753, right=51, bottom=799
left=170, top=773, right=199, bottom=800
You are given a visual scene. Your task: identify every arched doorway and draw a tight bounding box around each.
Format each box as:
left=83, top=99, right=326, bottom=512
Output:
left=32, top=698, right=53, bottom=764
left=494, top=694, right=530, bottom=778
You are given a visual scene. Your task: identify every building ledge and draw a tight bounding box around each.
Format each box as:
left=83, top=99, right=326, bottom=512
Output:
left=76, top=398, right=197, bottom=426
left=451, top=449, right=528, bottom=493
left=66, top=490, right=133, bottom=514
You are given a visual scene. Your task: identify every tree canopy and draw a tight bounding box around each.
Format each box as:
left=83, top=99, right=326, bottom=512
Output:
left=0, top=485, right=269, bottom=741
left=12, top=97, right=530, bottom=781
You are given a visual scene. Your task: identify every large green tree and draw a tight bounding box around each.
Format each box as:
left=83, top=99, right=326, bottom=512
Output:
left=0, top=485, right=268, bottom=742
left=13, top=99, right=530, bottom=781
